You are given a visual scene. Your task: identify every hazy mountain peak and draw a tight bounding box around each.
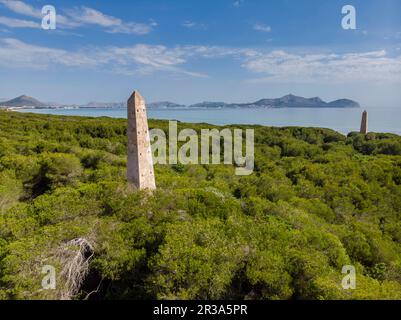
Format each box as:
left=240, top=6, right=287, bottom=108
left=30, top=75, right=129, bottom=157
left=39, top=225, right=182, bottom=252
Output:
left=1, top=95, right=45, bottom=108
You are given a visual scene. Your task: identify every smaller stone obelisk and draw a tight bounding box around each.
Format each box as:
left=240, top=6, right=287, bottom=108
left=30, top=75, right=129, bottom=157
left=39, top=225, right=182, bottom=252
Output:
left=360, top=110, right=368, bottom=135
left=127, top=91, right=156, bottom=190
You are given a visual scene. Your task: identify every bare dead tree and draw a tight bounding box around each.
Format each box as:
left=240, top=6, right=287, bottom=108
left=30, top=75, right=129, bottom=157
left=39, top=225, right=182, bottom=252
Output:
left=56, top=238, right=94, bottom=300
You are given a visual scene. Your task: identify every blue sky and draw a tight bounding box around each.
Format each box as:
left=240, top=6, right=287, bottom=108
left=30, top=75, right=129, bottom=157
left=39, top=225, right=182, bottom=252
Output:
left=0, top=0, right=400, bottom=106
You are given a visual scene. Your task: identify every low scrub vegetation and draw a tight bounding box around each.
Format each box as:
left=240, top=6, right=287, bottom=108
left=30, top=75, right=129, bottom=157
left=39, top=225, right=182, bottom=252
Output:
left=0, top=110, right=401, bottom=299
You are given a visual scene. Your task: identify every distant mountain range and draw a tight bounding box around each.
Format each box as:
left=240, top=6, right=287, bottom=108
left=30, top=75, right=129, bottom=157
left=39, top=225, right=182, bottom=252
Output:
left=0, top=94, right=360, bottom=109
left=148, top=101, right=186, bottom=109
left=181, top=95, right=360, bottom=109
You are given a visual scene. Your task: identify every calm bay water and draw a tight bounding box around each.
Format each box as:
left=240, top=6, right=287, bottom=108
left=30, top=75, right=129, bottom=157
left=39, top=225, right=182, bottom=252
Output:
left=19, top=107, right=401, bottom=135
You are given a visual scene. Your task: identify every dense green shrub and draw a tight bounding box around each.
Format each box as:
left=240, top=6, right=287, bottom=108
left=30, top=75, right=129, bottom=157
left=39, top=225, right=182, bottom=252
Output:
left=0, top=110, right=401, bottom=300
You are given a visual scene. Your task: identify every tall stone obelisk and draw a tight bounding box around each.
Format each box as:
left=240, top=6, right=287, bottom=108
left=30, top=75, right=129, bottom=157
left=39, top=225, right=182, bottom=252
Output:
left=127, top=91, right=156, bottom=190
left=360, top=110, right=368, bottom=134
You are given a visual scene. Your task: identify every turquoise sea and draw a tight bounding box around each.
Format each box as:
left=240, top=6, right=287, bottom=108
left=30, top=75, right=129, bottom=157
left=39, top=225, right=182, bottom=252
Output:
left=19, top=107, right=401, bottom=135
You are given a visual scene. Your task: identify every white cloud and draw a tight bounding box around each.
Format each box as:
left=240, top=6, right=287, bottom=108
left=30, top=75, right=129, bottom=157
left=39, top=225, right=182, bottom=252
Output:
left=181, top=20, right=206, bottom=30
left=253, top=23, right=272, bottom=33
left=0, top=37, right=400, bottom=83
left=0, top=16, right=40, bottom=28
left=0, top=0, right=40, bottom=18
left=182, top=20, right=196, bottom=28
left=67, top=7, right=154, bottom=34
left=0, top=38, right=206, bottom=76
left=69, top=6, right=120, bottom=27
left=96, top=44, right=207, bottom=77
left=0, top=1, right=155, bottom=34
left=0, top=38, right=99, bottom=69
left=0, top=0, right=46, bottom=29
left=107, top=22, right=154, bottom=35
left=0, top=38, right=236, bottom=76
left=243, top=49, right=401, bottom=83
left=0, top=0, right=81, bottom=29
left=233, top=0, right=244, bottom=8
